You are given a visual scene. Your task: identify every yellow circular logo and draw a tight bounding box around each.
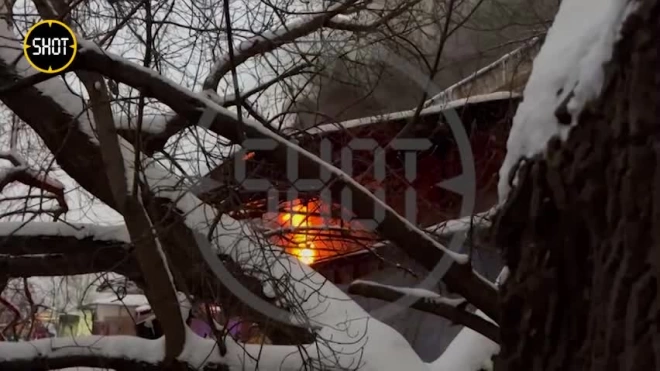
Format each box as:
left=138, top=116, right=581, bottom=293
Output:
left=23, top=20, right=77, bottom=74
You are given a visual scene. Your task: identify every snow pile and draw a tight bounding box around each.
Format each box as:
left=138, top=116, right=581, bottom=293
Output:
left=498, top=0, right=635, bottom=201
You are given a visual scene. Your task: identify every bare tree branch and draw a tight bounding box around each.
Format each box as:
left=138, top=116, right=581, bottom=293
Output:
left=201, top=0, right=361, bottom=92
left=325, top=0, right=424, bottom=32
left=0, top=221, right=308, bottom=344
left=221, top=63, right=312, bottom=107
left=0, top=222, right=135, bottom=277
left=0, top=151, right=68, bottom=218
left=84, top=75, right=187, bottom=363
left=31, top=0, right=187, bottom=361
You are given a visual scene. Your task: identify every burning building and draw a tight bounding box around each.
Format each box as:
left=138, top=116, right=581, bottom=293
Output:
left=203, top=39, right=539, bottom=360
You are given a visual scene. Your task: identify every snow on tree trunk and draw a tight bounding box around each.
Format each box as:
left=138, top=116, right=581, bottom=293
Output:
left=493, top=0, right=660, bottom=369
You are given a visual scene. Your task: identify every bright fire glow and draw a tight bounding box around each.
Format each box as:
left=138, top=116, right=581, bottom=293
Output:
left=293, top=245, right=316, bottom=265
left=270, top=199, right=372, bottom=264
left=280, top=202, right=318, bottom=264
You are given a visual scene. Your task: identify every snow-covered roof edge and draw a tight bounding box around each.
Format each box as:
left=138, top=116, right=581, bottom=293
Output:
left=295, top=91, right=520, bottom=137
left=425, top=37, right=542, bottom=107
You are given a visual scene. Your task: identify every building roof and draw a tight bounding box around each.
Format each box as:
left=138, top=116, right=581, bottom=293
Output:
left=425, top=37, right=541, bottom=106
left=288, top=91, right=520, bottom=137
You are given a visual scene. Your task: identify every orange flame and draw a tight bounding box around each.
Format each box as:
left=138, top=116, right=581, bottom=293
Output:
left=269, top=199, right=374, bottom=264
left=279, top=201, right=318, bottom=264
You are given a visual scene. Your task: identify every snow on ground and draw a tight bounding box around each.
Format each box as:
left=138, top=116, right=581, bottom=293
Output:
left=498, top=0, right=636, bottom=201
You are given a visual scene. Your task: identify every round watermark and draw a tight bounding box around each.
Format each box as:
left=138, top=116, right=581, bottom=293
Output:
left=187, top=47, right=477, bottom=329
left=23, top=20, right=77, bottom=74
left=361, top=52, right=476, bottom=322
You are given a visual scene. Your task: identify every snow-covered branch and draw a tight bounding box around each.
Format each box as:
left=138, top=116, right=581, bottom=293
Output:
left=202, top=0, right=425, bottom=92
left=0, top=3, right=507, bottom=368
left=201, top=0, right=361, bottom=92
left=1, top=15, right=432, bottom=370
left=0, top=222, right=134, bottom=277
left=348, top=280, right=499, bottom=342
left=30, top=1, right=188, bottom=359
left=79, top=69, right=186, bottom=361
left=0, top=9, right=303, bottom=344
left=325, top=0, right=424, bottom=32
left=0, top=151, right=68, bottom=217
left=0, top=220, right=284, bottom=331
left=0, top=221, right=129, bottom=252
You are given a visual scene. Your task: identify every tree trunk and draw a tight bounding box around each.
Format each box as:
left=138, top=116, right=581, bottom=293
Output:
left=493, top=1, right=660, bottom=369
